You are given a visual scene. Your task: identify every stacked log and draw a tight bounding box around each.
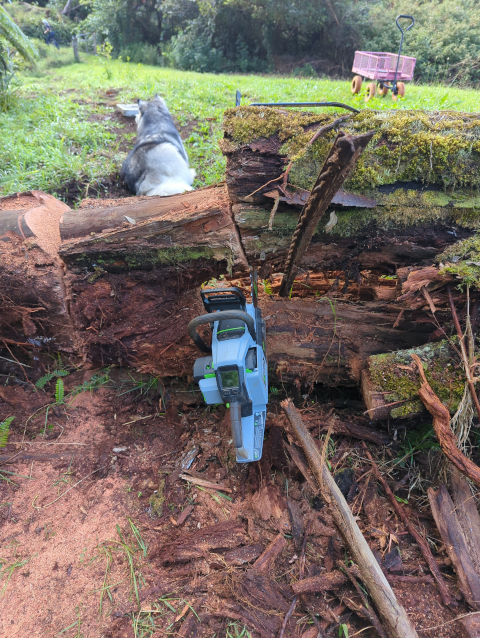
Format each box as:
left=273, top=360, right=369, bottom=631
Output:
left=1, top=107, right=479, bottom=397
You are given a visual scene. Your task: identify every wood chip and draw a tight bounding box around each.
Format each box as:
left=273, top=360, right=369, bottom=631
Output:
left=179, top=474, right=232, bottom=493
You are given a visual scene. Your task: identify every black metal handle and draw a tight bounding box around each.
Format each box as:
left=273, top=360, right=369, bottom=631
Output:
left=396, top=14, right=415, bottom=35
left=187, top=310, right=256, bottom=354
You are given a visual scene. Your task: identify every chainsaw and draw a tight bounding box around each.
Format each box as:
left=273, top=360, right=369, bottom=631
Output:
left=187, top=281, right=268, bottom=463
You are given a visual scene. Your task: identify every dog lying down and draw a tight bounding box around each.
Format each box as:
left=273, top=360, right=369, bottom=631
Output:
left=121, top=95, right=195, bottom=197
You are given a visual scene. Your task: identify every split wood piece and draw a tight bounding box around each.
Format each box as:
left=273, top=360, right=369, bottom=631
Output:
left=279, top=130, right=374, bottom=297
left=179, top=473, right=233, bottom=493
left=362, top=442, right=452, bottom=606
left=285, top=442, right=319, bottom=494
left=343, top=562, right=388, bottom=638
left=253, top=532, right=287, bottom=572
left=428, top=484, right=480, bottom=610
left=310, top=418, right=390, bottom=446
left=177, top=598, right=204, bottom=638
left=151, top=520, right=247, bottom=564
left=451, top=467, right=480, bottom=571
left=211, top=602, right=276, bottom=638
left=291, top=571, right=347, bottom=595
left=412, top=353, right=480, bottom=488
left=287, top=497, right=305, bottom=552
left=282, top=399, right=418, bottom=638
left=448, top=286, right=480, bottom=421
left=175, top=505, right=194, bottom=526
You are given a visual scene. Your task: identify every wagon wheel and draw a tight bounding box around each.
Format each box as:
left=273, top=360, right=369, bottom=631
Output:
left=365, top=82, right=376, bottom=102
left=377, top=83, right=389, bottom=97
left=392, top=82, right=406, bottom=100
left=351, top=75, right=362, bottom=94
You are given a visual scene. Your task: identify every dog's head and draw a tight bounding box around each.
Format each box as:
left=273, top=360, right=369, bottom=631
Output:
left=136, top=94, right=168, bottom=125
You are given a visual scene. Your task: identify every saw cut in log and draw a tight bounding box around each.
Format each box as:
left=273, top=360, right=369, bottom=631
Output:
left=279, top=130, right=374, bottom=297
left=281, top=399, right=418, bottom=638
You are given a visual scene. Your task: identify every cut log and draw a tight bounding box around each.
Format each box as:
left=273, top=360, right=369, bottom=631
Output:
left=0, top=187, right=440, bottom=382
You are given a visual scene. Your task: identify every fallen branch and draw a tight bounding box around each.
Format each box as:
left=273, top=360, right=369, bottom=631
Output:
left=279, top=130, right=374, bottom=297
left=345, top=562, right=388, bottom=638
left=281, top=399, right=418, bottom=638
left=362, top=442, right=452, bottom=606
left=411, top=353, right=480, bottom=488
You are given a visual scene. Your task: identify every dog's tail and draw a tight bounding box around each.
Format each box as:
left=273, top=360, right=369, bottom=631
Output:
left=146, top=181, right=194, bottom=197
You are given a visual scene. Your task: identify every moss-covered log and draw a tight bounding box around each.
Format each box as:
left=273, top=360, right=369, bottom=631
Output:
left=362, top=339, right=465, bottom=420
left=222, top=107, right=480, bottom=295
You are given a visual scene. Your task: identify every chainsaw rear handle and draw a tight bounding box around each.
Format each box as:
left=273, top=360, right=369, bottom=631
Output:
left=187, top=310, right=257, bottom=354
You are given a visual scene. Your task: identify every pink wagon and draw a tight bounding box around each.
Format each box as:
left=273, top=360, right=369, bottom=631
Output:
left=351, top=15, right=416, bottom=101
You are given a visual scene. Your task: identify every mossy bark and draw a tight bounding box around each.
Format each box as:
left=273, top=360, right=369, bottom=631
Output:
left=362, top=339, right=466, bottom=420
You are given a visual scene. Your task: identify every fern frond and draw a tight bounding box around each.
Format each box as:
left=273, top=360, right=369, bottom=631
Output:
left=36, top=372, right=55, bottom=389
left=0, top=416, right=14, bottom=448
left=55, top=379, right=65, bottom=404
left=53, top=370, right=70, bottom=377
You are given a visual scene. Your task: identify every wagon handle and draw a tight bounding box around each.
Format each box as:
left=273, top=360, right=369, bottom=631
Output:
left=393, top=15, right=415, bottom=94
left=396, top=14, right=415, bottom=36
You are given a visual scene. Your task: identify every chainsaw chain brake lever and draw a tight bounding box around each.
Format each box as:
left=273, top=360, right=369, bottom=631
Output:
left=187, top=310, right=257, bottom=353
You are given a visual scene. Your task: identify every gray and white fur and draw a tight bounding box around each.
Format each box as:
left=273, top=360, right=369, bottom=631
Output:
left=121, top=95, right=195, bottom=197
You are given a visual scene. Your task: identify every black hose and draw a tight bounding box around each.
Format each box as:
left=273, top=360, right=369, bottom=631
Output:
left=187, top=310, right=256, bottom=354
left=249, top=101, right=360, bottom=114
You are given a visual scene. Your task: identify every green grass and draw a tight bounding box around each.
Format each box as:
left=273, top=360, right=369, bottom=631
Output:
left=2, top=48, right=480, bottom=200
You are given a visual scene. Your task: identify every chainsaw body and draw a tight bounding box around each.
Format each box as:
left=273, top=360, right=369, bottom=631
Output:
left=188, top=287, right=268, bottom=463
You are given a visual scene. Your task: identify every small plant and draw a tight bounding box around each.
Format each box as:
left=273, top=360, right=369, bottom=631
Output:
left=0, top=416, right=13, bottom=448
left=35, top=369, right=69, bottom=390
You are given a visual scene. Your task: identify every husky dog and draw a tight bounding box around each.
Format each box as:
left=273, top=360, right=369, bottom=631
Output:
left=121, top=95, right=195, bottom=197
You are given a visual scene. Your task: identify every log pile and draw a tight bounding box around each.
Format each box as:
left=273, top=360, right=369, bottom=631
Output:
left=1, top=107, right=480, bottom=400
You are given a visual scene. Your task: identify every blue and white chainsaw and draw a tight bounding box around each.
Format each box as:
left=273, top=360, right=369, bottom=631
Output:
left=187, top=281, right=268, bottom=463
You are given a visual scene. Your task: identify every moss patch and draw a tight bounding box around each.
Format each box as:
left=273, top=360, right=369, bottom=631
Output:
left=437, top=234, right=480, bottom=289
left=149, top=478, right=165, bottom=517
left=368, top=339, right=465, bottom=418
left=224, top=107, right=480, bottom=195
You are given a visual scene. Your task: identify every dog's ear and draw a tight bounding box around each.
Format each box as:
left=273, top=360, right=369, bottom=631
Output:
left=154, top=94, right=161, bottom=100
left=137, top=99, right=148, bottom=115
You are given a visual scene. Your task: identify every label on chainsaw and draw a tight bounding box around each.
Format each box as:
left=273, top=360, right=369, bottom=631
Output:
left=253, top=411, right=266, bottom=460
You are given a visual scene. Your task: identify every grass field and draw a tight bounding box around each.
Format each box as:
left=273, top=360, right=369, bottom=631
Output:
left=2, top=45, right=480, bottom=200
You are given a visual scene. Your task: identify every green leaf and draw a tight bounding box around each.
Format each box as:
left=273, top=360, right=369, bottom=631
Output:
left=0, top=6, right=38, bottom=66
left=55, top=378, right=65, bottom=404
left=0, top=416, right=13, bottom=448
left=36, top=372, right=55, bottom=389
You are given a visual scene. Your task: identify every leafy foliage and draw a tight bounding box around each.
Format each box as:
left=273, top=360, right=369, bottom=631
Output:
left=55, top=378, right=65, bottom=404
left=0, top=416, right=14, bottom=448
left=35, top=369, right=69, bottom=389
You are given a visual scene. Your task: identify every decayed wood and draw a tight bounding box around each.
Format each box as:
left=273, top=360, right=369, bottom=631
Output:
left=291, top=571, right=347, bottom=595
left=253, top=532, right=287, bottom=572
left=362, top=442, right=452, bottom=606
left=448, top=287, right=480, bottom=421
left=459, top=612, right=480, bottom=638
left=412, top=353, right=480, bottom=488
left=451, top=468, right=480, bottom=572
left=279, top=130, right=374, bottom=297
left=428, top=484, right=480, bottom=609
left=281, top=399, right=418, bottom=638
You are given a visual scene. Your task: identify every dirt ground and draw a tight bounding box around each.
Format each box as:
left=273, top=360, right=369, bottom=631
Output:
left=0, top=365, right=473, bottom=638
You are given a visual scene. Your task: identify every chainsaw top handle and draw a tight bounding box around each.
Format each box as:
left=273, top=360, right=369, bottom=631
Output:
left=187, top=310, right=256, bottom=354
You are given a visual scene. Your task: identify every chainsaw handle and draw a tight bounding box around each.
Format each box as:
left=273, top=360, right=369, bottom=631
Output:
left=187, top=310, right=256, bottom=354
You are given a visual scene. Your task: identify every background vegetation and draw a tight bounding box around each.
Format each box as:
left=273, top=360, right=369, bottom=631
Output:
left=3, top=0, right=480, bottom=82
